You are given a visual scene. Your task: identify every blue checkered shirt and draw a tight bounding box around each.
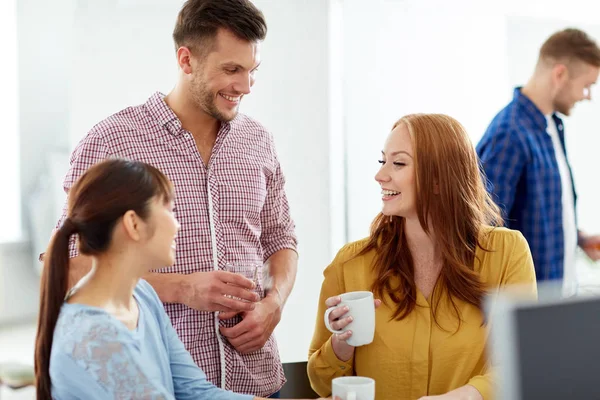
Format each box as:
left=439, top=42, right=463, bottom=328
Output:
left=477, top=87, right=578, bottom=281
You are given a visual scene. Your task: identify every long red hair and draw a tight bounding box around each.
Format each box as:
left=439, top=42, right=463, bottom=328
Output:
left=360, top=114, right=503, bottom=325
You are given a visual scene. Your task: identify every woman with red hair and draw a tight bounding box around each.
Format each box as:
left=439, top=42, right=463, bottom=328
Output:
left=308, top=114, right=537, bottom=400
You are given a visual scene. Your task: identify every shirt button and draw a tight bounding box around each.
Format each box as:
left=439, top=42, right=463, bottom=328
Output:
left=340, top=366, right=346, bottom=370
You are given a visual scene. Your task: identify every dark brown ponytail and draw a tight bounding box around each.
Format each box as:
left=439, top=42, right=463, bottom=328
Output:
left=34, top=218, right=78, bottom=399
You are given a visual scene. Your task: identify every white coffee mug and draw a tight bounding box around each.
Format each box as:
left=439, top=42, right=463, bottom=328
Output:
left=332, top=376, right=375, bottom=400
left=324, top=291, right=375, bottom=347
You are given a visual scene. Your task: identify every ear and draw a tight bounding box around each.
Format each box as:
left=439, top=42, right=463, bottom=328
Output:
left=122, top=210, right=142, bottom=242
left=176, top=46, right=194, bottom=75
left=433, top=181, right=440, bottom=195
left=552, top=63, right=569, bottom=85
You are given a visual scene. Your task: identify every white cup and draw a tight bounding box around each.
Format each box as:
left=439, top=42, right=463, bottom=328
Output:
left=332, top=376, right=375, bottom=400
left=324, top=291, right=375, bottom=347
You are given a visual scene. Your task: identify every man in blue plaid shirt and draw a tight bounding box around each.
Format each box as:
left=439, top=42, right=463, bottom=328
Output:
left=478, top=29, right=600, bottom=291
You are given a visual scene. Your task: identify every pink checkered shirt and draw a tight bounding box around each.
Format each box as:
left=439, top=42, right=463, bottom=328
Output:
left=56, top=92, right=297, bottom=397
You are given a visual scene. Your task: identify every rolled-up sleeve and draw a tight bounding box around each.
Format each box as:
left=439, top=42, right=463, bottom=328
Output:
left=260, top=137, right=297, bottom=261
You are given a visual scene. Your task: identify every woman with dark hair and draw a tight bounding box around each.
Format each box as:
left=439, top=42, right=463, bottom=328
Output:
left=35, top=159, right=328, bottom=400
left=308, top=114, right=537, bottom=400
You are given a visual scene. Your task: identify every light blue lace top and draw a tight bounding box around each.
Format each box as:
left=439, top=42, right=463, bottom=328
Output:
left=49, top=279, right=254, bottom=400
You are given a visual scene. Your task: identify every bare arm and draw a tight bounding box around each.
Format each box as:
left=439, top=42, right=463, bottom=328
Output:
left=144, top=270, right=259, bottom=313
left=50, top=254, right=188, bottom=300
left=56, top=254, right=257, bottom=313
left=143, top=272, right=189, bottom=304
left=263, top=248, right=298, bottom=308
left=578, top=230, right=600, bottom=261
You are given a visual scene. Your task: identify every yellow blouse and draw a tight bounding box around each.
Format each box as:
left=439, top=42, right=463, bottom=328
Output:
left=307, top=227, right=537, bottom=400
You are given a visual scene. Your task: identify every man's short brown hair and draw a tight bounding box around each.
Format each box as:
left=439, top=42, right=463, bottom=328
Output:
left=173, top=0, right=267, bottom=56
left=540, top=28, right=600, bottom=67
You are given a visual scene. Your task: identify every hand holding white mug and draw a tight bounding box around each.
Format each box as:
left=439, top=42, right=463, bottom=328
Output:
left=324, top=292, right=382, bottom=361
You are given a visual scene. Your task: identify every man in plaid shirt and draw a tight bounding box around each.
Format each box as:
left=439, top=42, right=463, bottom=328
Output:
left=477, top=29, right=600, bottom=292
left=55, top=0, right=297, bottom=397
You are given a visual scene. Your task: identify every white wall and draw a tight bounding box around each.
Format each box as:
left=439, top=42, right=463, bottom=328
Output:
left=343, top=0, right=511, bottom=240
left=18, top=0, right=73, bottom=214
left=244, top=0, right=338, bottom=363
left=0, top=0, right=76, bottom=325
left=0, top=0, right=21, bottom=243
left=0, top=0, right=183, bottom=324
left=343, top=0, right=600, bottom=244
left=0, top=241, right=39, bottom=325
left=67, top=0, right=179, bottom=146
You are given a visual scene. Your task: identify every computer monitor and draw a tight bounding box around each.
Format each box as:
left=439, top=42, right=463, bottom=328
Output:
left=489, top=284, right=600, bottom=399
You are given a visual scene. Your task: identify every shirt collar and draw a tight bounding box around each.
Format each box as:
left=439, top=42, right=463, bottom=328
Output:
left=513, top=87, right=564, bottom=133
left=145, top=92, right=180, bottom=133
left=513, top=87, right=547, bottom=131
left=144, top=91, right=233, bottom=137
